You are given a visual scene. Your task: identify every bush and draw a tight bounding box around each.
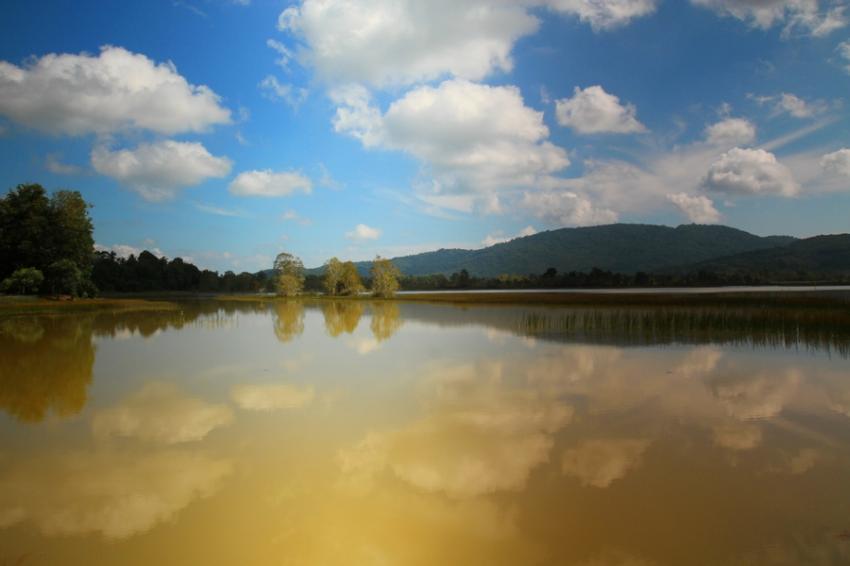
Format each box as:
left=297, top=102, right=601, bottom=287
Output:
left=0, top=267, right=44, bottom=295
left=45, top=259, right=83, bottom=296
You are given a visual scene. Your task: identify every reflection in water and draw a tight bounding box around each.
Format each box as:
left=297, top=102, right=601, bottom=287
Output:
left=321, top=301, right=363, bottom=337
left=2, top=298, right=850, bottom=564
left=92, top=382, right=233, bottom=444
left=0, top=316, right=95, bottom=422
left=370, top=301, right=403, bottom=342
left=0, top=448, right=232, bottom=539
left=273, top=301, right=305, bottom=343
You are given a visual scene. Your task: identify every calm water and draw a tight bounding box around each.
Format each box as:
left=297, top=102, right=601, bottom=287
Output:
left=2, top=299, right=850, bottom=565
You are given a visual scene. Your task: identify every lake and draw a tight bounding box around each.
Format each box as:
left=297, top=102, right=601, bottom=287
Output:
left=2, top=298, right=850, bottom=565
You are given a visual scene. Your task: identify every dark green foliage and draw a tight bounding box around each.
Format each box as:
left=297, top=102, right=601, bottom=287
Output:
left=91, top=251, right=271, bottom=293
left=0, top=267, right=44, bottom=295
left=0, top=184, right=95, bottom=296
left=307, top=224, right=796, bottom=278
left=45, top=259, right=83, bottom=296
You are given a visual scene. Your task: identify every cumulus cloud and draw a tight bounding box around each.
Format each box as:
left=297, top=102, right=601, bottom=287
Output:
left=346, top=223, right=381, bottom=241
left=91, top=382, right=233, bottom=444
left=704, top=117, right=756, bottom=147
left=259, top=75, right=308, bottom=109
left=667, top=192, right=721, bottom=223
left=703, top=147, right=800, bottom=196
left=278, top=0, right=540, bottom=86
left=267, top=38, right=295, bottom=71
left=0, top=46, right=231, bottom=136
left=555, top=85, right=646, bottom=134
left=521, top=190, right=618, bottom=226
left=91, top=141, right=231, bottom=202
left=691, top=0, right=847, bottom=37
left=820, top=148, right=850, bottom=176
left=333, top=79, right=570, bottom=207
left=231, top=383, right=315, bottom=411
left=544, top=0, right=659, bottom=31
left=228, top=169, right=312, bottom=197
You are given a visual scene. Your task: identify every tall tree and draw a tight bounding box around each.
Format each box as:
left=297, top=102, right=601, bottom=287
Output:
left=340, top=261, right=364, bottom=295
left=274, top=252, right=305, bottom=297
left=370, top=256, right=401, bottom=298
left=323, top=257, right=344, bottom=295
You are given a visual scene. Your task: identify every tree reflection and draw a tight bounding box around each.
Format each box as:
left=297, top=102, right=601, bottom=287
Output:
left=273, top=300, right=305, bottom=343
left=0, top=315, right=95, bottom=422
left=321, top=301, right=363, bottom=337
left=370, top=301, right=403, bottom=342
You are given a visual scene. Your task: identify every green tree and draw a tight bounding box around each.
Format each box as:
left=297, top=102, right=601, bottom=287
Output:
left=323, top=257, right=344, bottom=295
left=45, top=259, right=83, bottom=296
left=1, top=267, right=44, bottom=295
left=340, top=261, right=364, bottom=295
left=370, top=256, right=401, bottom=298
left=274, top=252, right=305, bottom=297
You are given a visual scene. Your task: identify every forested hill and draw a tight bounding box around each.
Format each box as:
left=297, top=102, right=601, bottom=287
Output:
left=683, top=234, right=850, bottom=278
left=313, top=224, right=796, bottom=277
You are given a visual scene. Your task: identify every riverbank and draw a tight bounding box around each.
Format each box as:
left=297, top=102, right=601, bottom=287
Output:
left=4, top=287, right=850, bottom=316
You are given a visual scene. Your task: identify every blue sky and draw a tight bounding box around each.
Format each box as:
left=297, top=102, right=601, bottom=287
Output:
left=1, top=0, right=849, bottom=272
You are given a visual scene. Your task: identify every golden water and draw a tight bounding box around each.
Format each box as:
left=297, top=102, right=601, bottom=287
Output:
left=1, top=300, right=850, bottom=565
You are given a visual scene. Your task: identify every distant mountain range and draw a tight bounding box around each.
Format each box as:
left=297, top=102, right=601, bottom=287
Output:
left=308, top=224, right=811, bottom=277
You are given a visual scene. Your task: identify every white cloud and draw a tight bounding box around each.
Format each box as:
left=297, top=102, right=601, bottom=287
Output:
left=667, top=192, right=721, bottom=223
left=228, top=169, right=312, bottom=197
left=0, top=46, right=231, bottom=136
left=750, top=92, right=828, bottom=118
left=705, top=117, right=756, bottom=147
left=555, top=85, right=646, bottom=134
left=544, top=0, right=658, bottom=31
left=521, top=190, right=619, bottom=227
left=267, top=38, right=294, bottom=70
left=333, top=79, right=570, bottom=208
left=481, top=226, right=537, bottom=247
left=839, top=41, right=850, bottom=73
left=231, top=383, right=315, bottom=411
left=45, top=153, right=83, bottom=175
left=277, top=0, right=540, bottom=87
left=346, top=223, right=381, bottom=241
left=820, top=148, right=850, bottom=176
left=92, top=140, right=232, bottom=202
left=259, top=75, right=308, bottom=109
left=691, top=0, right=847, bottom=37
left=703, top=147, right=800, bottom=196
left=92, top=382, right=233, bottom=445
left=95, top=243, right=165, bottom=259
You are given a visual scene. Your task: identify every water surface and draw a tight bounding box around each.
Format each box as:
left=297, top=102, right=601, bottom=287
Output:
left=2, top=299, right=850, bottom=565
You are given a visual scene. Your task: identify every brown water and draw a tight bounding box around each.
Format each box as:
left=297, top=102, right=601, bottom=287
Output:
left=2, top=299, right=850, bottom=565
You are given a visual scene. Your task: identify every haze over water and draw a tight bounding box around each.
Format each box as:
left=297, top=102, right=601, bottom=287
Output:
left=2, top=299, right=850, bottom=565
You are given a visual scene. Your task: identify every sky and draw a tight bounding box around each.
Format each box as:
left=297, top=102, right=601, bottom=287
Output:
left=1, top=0, right=849, bottom=272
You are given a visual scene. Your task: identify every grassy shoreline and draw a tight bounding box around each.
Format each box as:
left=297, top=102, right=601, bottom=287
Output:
left=3, top=288, right=850, bottom=315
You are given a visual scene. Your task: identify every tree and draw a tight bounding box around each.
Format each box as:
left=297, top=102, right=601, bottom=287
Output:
left=370, top=256, right=401, bottom=298
left=323, top=257, right=344, bottom=295
left=1, top=267, right=44, bottom=295
left=340, top=261, right=364, bottom=295
left=45, top=259, right=83, bottom=296
left=274, top=252, right=304, bottom=297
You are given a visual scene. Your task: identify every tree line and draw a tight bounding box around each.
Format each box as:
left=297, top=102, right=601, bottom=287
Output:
left=273, top=252, right=401, bottom=298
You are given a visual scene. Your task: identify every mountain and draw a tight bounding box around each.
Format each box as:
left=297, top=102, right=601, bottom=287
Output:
left=683, top=234, right=850, bottom=278
left=308, top=224, right=797, bottom=277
